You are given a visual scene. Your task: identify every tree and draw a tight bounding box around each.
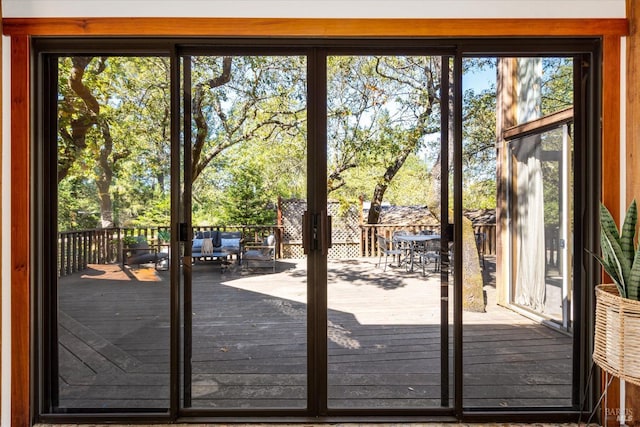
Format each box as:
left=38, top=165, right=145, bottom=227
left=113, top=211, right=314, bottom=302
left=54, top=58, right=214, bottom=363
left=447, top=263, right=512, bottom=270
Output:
left=58, top=56, right=172, bottom=229
left=58, top=57, right=100, bottom=183
left=188, top=55, right=307, bottom=225
left=190, top=55, right=307, bottom=184
left=58, top=56, right=122, bottom=228
left=326, top=56, right=442, bottom=223
left=57, top=176, right=100, bottom=230
left=218, top=164, right=276, bottom=225
left=55, top=54, right=570, bottom=235
left=541, top=58, right=573, bottom=114
left=461, top=86, right=498, bottom=210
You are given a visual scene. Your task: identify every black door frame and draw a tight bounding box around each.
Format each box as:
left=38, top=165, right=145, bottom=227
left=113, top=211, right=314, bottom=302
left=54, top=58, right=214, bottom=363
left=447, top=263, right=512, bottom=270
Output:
left=33, top=36, right=601, bottom=424
left=176, top=45, right=457, bottom=419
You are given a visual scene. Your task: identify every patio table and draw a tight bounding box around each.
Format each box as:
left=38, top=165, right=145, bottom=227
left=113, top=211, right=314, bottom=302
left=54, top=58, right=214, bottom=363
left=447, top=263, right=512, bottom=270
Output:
left=394, top=234, right=441, bottom=273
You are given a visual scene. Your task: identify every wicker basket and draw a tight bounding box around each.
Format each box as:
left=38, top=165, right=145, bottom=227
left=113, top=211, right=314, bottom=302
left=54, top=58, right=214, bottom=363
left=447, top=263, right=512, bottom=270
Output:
left=593, top=284, right=640, bottom=386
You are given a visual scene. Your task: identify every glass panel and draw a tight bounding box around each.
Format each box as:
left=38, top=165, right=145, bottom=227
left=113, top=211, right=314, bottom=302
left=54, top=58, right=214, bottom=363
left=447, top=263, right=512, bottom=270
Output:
left=326, top=55, right=452, bottom=409
left=55, top=56, right=171, bottom=410
left=184, top=55, right=308, bottom=409
left=510, top=126, right=573, bottom=326
left=462, top=57, right=573, bottom=409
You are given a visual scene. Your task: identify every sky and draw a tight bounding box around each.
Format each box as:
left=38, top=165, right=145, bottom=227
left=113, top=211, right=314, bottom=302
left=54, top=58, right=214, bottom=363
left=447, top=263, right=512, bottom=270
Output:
left=463, top=63, right=497, bottom=93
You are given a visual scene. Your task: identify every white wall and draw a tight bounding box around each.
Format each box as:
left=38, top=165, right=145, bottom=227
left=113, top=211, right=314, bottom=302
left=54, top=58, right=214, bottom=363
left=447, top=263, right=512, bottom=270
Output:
left=0, top=1, right=627, bottom=425
left=1, top=0, right=627, bottom=19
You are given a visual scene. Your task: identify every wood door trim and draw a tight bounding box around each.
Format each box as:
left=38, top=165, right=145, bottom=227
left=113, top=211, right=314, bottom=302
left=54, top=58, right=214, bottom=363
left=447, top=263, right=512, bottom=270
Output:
left=2, top=17, right=629, bottom=37
left=10, top=34, right=31, bottom=427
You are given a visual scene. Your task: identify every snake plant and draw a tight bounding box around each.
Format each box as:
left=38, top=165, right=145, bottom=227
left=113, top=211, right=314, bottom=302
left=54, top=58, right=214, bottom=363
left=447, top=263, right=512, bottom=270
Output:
left=599, top=200, right=640, bottom=300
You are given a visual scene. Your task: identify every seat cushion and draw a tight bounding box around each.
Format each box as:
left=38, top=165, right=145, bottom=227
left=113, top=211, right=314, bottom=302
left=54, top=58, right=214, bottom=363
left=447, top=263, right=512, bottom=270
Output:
left=221, top=238, right=240, bottom=251
left=195, top=230, right=221, bottom=247
left=243, top=249, right=272, bottom=261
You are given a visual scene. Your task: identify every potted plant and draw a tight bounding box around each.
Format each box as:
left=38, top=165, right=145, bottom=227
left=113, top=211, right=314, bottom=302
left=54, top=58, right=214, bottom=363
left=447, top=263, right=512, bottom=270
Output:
left=593, top=200, right=640, bottom=386
left=123, top=234, right=143, bottom=247
left=123, top=234, right=145, bottom=253
left=122, top=234, right=148, bottom=261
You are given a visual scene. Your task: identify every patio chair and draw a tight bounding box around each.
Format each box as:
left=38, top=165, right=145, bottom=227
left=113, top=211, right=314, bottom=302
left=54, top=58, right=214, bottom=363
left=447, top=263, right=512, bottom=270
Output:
left=416, top=237, right=441, bottom=274
left=124, top=236, right=169, bottom=270
left=219, top=231, right=243, bottom=265
left=392, top=229, right=413, bottom=259
left=242, top=234, right=276, bottom=273
left=376, top=234, right=404, bottom=271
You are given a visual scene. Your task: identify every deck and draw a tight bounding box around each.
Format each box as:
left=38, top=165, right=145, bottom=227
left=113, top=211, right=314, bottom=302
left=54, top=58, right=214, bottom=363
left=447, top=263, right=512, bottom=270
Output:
left=56, top=256, right=573, bottom=411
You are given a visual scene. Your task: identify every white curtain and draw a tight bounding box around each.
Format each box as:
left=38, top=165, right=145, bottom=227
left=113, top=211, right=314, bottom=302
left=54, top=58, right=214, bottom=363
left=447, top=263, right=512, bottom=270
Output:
left=513, top=135, right=546, bottom=311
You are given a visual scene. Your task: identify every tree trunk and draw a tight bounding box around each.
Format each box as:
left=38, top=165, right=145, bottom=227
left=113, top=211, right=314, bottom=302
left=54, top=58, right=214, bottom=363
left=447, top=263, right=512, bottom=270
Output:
left=367, top=183, right=388, bottom=224
left=96, top=179, right=114, bottom=228
left=58, top=57, right=100, bottom=183
left=367, top=148, right=412, bottom=224
left=96, top=120, right=115, bottom=228
left=58, top=116, right=95, bottom=182
left=461, top=216, right=485, bottom=312
left=191, top=57, right=232, bottom=183
left=366, top=56, right=438, bottom=223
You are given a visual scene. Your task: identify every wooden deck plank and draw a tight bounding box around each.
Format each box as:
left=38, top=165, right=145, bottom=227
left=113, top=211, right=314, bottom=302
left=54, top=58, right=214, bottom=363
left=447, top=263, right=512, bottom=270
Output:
left=57, top=345, right=97, bottom=381
left=54, top=258, right=573, bottom=410
left=59, top=372, right=170, bottom=387
left=58, top=311, right=144, bottom=372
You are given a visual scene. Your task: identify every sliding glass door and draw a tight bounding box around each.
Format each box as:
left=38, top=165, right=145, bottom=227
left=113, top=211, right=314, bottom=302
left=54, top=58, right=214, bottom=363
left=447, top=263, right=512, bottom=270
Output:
left=37, top=39, right=598, bottom=422
left=48, top=55, right=172, bottom=411
left=180, top=52, right=310, bottom=411
left=177, top=49, right=456, bottom=415
left=461, top=57, right=576, bottom=410
left=325, top=54, right=453, bottom=411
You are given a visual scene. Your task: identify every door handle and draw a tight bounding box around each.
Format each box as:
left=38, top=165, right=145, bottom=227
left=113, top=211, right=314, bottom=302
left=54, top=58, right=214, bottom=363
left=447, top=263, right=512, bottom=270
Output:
left=302, top=211, right=313, bottom=254
left=178, top=222, right=190, bottom=242
left=302, top=210, right=332, bottom=255
left=320, top=210, right=332, bottom=256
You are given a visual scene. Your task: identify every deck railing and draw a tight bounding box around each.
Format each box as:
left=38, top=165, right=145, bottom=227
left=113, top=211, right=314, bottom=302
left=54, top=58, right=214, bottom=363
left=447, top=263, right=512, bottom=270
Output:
left=360, top=223, right=497, bottom=258
left=58, top=223, right=495, bottom=277
left=57, top=225, right=284, bottom=277
left=58, top=227, right=170, bottom=277
left=58, top=229, right=110, bottom=277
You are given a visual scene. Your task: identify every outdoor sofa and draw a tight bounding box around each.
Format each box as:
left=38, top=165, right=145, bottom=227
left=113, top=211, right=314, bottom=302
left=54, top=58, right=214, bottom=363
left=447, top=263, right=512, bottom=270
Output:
left=192, top=230, right=243, bottom=265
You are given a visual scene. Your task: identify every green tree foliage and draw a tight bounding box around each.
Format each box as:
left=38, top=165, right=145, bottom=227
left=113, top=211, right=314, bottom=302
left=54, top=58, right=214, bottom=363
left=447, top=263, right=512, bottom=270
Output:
left=218, top=164, right=277, bottom=225
left=327, top=56, right=441, bottom=223
left=190, top=56, right=307, bottom=183
left=55, top=53, right=573, bottom=234
left=459, top=59, right=498, bottom=210
left=57, top=56, right=171, bottom=230
left=461, top=86, right=498, bottom=210
left=541, top=58, right=573, bottom=114
left=463, top=87, right=497, bottom=181
left=189, top=55, right=307, bottom=225
left=57, top=177, right=100, bottom=230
